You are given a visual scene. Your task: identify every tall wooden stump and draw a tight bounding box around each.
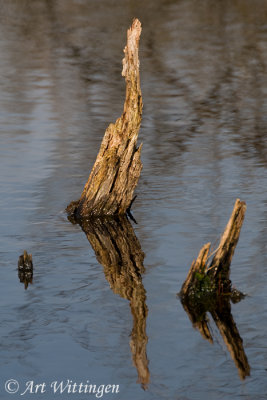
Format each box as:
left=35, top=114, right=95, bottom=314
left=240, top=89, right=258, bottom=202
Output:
left=67, top=19, right=143, bottom=218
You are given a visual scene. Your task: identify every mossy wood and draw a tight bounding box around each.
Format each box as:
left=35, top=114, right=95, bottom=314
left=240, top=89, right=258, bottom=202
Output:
left=180, top=199, right=247, bottom=299
left=67, top=19, right=143, bottom=218
left=179, top=199, right=250, bottom=380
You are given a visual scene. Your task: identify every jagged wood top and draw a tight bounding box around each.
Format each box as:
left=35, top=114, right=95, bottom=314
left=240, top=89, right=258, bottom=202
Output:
left=68, top=19, right=143, bottom=218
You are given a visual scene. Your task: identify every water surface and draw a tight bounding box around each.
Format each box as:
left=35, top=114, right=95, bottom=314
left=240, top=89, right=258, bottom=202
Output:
left=1, top=1, right=267, bottom=399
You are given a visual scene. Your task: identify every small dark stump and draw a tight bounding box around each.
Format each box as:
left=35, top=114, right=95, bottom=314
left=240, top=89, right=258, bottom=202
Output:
left=18, top=250, right=33, bottom=289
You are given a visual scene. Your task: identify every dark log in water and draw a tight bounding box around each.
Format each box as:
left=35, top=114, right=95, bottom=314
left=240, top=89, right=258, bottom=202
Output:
left=71, top=215, right=150, bottom=389
left=18, top=250, right=33, bottom=289
left=66, top=19, right=143, bottom=218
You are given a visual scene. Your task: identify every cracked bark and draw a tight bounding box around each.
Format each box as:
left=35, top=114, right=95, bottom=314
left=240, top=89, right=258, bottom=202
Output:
left=66, top=19, right=142, bottom=218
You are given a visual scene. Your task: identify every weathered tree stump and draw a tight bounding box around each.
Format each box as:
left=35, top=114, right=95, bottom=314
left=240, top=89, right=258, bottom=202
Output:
left=18, top=250, right=33, bottom=289
left=74, top=215, right=150, bottom=389
left=179, top=199, right=249, bottom=379
left=67, top=18, right=143, bottom=218
left=180, top=199, right=247, bottom=300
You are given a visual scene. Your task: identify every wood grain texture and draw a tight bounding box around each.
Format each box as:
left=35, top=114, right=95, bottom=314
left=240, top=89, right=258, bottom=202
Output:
left=67, top=19, right=143, bottom=218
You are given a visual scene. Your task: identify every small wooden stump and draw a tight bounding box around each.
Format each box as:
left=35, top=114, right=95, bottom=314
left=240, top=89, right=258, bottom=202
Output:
left=180, top=199, right=247, bottom=300
left=67, top=18, right=143, bottom=218
left=18, top=250, right=33, bottom=289
left=179, top=199, right=250, bottom=379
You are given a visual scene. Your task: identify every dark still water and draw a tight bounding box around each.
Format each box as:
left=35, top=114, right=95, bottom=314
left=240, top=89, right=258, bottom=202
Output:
left=0, top=1, right=267, bottom=399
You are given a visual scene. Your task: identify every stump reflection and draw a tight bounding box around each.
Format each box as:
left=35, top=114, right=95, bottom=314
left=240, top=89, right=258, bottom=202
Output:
left=180, top=294, right=250, bottom=380
left=73, top=215, right=150, bottom=389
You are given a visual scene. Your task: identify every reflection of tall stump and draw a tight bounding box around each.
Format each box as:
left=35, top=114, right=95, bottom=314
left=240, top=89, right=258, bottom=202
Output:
left=76, top=216, right=150, bottom=389
left=67, top=19, right=143, bottom=218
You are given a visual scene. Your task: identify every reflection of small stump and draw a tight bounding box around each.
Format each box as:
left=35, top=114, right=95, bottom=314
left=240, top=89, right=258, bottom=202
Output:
left=180, top=292, right=250, bottom=379
left=18, top=250, right=33, bottom=289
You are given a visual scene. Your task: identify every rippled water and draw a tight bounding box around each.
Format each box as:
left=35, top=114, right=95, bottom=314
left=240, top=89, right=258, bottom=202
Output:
left=1, top=1, right=267, bottom=399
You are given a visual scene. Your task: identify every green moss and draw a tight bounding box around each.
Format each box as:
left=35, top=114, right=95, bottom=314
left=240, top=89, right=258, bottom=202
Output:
left=194, top=272, right=215, bottom=294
